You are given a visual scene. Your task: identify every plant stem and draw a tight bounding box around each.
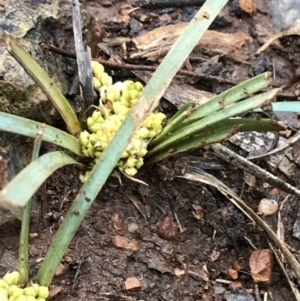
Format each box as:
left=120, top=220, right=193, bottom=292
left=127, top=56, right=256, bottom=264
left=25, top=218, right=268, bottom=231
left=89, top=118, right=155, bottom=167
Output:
left=18, top=125, right=44, bottom=286
left=36, top=0, right=229, bottom=286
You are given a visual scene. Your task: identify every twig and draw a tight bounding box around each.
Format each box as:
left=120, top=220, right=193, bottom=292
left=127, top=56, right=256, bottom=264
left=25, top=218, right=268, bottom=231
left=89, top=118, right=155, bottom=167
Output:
left=72, top=0, right=93, bottom=107
left=139, top=0, right=206, bottom=8
left=254, top=284, right=262, bottom=301
left=72, top=252, right=84, bottom=291
left=210, top=143, right=300, bottom=198
left=40, top=44, right=236, bottom=85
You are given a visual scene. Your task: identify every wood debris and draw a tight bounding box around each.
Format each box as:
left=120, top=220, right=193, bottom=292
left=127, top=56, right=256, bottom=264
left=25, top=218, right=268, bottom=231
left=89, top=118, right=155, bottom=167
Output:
left=131, top=23, right=253, bottom=62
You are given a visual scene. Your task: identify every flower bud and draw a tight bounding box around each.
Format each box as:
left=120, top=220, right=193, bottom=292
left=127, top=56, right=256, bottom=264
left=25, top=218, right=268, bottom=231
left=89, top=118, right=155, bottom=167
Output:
left=0, top=288, right=8, bottom=297
left=7, top=285, right=18, bottom=296
left=15, top=296, right=27, bottom=301
left=0, top=280, right=6, bottom=289
left=91, top=61, right=102, bottom=72
left=93, top=77, right=101, bottom=90
left=3, top=271, right=19, bottom=286
left=125, top=157, right=137, bottom=168
left=100, top=73, right=112, bottom=87
left=135, top=158, right=144, bottom=169
left=24, top=287, right=36, bottom=297
left=79, top=131, right=90, bottom=147
left=12, top=288, right=24, bottom=299
left=134, top=82, right=143, bottom=92
left=120, top=95, right=130, bottom=107
left=37, top=286, right=49, bottom=299
left=121, top=151, right=129, bottom=158
left=93, top=64, right=105, bottom=80
left=148, top=130, right=157, bottom=138
left=124, top=167, right=137, bottom=176
left=113, top=102, right=129, bottom=116
left=90, top=123, right=102, bottom=133
left=140, top=147, right=148, bottom=157
left=137, top=127, right=149, bottom=139
left=129, top=90, right=139, bottom=100
left=123, top=80, right=135, bottom=89
left=156, top=112, right=167, bottom=121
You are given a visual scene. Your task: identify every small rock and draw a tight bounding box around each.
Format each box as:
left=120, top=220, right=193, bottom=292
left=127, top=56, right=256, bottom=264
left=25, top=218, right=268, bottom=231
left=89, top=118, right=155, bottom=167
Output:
left=293, top=212, right=300, bottom=239
left=128, top=222, right=139, bottom=233
left=157, top=216, right=179, bottom=240
left=174, top=268, right=185, bottom=276
left=228, top=268, right=239, bottom=280
left=181, top=7, right=197, bottom=22
left=102, top=0, right=112, bottom=7
left=192, top=204, right=204, bottom=220
left=129, top=18, right=143, bottom=36
left=249, top=249, right=273, bottom=282
left=201, top=293, right=213, bottom=301
left=257, top=198, right=278, bottom=216
left=229, top=282, right=243, bottom=290
left=224, top=289, right=254, bottom=301
left=49, top=286, right=64, bottom=299
left=124, top=277, right=141, bottom=292
left=239, top=0, right=256, bottom=15
left=110, top=212, right=124, bottom=231
left=114, top=235, right=139, bottom=252
left=213, top=284, right=226, bottom=295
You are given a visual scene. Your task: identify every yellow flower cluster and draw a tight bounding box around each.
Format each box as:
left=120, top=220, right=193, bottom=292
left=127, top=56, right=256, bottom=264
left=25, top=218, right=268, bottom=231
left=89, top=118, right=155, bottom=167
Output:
left=79, top=61, right=166, bottom=179
left=0, top=271, right=49, bottom=301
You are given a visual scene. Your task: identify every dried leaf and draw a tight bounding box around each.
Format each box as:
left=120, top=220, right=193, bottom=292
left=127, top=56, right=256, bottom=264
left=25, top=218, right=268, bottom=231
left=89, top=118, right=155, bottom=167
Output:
left=239, top=0, right=256, bottom=14
left=114, top=235, right=139, bottom=252
left=124, top=277, right=141, bottom=291
left=228, top=268, right=239, bottom=280
left=249, top=249, right=273, bottom=282
left=157, top=216, right=180, bottom=240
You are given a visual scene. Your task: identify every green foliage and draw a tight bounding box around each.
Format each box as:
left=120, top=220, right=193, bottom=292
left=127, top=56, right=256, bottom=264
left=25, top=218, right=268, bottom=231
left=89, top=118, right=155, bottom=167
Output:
left=0, top=0, right=286, bottom=289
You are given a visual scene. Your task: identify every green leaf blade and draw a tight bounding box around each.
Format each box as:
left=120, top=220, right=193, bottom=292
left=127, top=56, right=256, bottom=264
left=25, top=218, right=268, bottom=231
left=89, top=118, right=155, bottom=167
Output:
left=36, top=0, right=230, bottom=286
left=2, top=31, right=81, bottom=136
left=0, top=151, right=81, bottom=209
left=187, top=72, right=272, bottom=122
left=148, top=88, right=281, bottom=156
left=147, top=118, right=284, bottom=163
left=0, top=112, right=82, bottom=155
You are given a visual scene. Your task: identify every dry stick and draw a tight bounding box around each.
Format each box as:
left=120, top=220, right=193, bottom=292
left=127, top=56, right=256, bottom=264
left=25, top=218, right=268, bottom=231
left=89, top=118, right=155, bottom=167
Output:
left=139, top=0, right=206, bottom=8
left=40, top=44, right=236, bottom=85
left=210, top=143, right=300, bottom=198
left=72, top=0, right=94, bottom=107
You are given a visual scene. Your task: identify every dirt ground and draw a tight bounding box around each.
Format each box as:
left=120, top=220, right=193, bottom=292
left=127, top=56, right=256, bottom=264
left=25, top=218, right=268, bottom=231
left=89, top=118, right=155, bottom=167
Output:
left=1, top=0, right=300, bottom=300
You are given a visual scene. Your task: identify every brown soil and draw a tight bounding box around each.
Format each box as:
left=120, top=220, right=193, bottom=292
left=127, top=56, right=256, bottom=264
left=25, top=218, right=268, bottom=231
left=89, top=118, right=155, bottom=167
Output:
left=1, top=0, right=300, bottom=300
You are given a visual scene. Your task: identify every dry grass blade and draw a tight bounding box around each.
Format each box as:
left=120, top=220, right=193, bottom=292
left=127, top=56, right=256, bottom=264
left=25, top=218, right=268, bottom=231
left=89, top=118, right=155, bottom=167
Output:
left=268, top=242, right=300, bottom=301
left=179, top=165, right=300, bottom=279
